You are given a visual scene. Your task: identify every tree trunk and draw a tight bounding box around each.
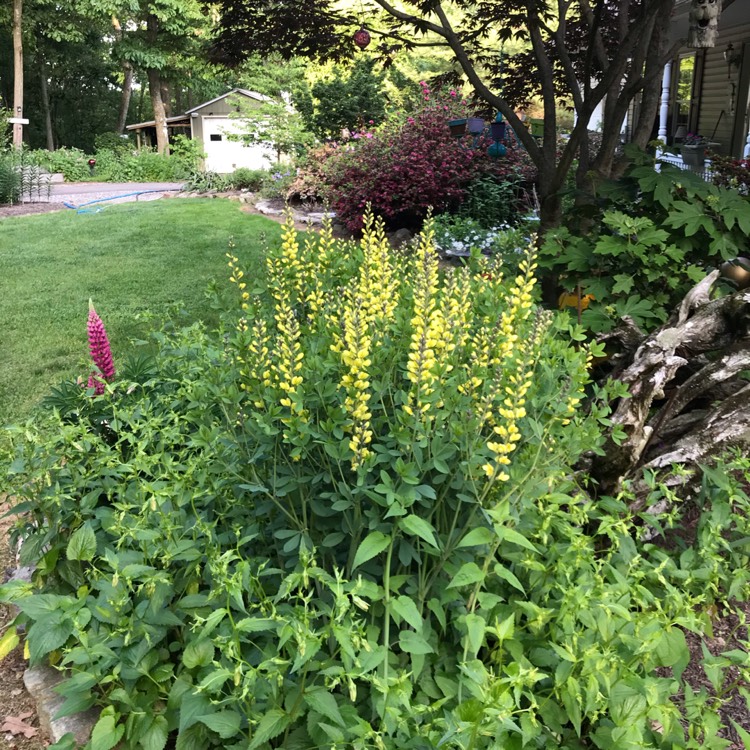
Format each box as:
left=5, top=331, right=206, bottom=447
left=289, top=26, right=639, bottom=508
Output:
left=116, top=64, right=134, bottom=134
left=112, top=16, right=133, bottom=134
left=39, top=60, right=54, bottom=151
left=160, top=80, right=172, bottom=118
left=12, top=0, right=23, bottom=149
left=589, top=274, right=750, bottom=501
left=148, top=68, right=170, bottom=155
left=146, top=14, right=169, bottom=155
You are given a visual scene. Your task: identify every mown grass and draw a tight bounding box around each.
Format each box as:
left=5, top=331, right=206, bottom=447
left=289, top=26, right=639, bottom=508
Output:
left=1, top=198, right=282, bottom=424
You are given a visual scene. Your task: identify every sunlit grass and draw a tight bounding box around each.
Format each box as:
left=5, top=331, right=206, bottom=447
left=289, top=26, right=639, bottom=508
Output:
left=0, top=198, right=281, bottom=424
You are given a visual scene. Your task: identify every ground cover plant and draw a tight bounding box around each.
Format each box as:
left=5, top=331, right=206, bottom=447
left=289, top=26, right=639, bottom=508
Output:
left=541, top=154, right=750, bottom=332
left=0, top=199, right=281, bottom=424
left=1, top=213, right=748, bottom=749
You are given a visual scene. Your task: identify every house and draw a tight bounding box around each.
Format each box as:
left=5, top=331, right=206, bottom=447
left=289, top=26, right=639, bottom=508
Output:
left=126, top=89, right=278, bottom=173
left=653, top=0, right=750, bottom=158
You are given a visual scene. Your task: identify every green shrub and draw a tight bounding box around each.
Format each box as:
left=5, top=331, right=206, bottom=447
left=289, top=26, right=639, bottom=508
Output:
left=94, top=132, right=132, bottom=155
left=185, top=170, right=232, bottom=192
left=458, top=173, right=531, bottom=229
left=228, top=167, right=267, bottom=191
left=1, top=214, right=748, bottom=749
left=25, top=136, right=201, bottom=183
left=0, top=152, right=21, bottom=204
left=27, top=147, right=90, bottom=181
left=542, top=154, right=750, bottom=332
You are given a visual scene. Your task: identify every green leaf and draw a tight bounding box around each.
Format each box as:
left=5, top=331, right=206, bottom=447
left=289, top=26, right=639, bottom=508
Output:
left=655, top=627, right=689, bottom=680
left=351, top=531, right=390, bottom=570
left=493, top=564, right=525, bottom=593
left=464, top=614, right=486, bottom=658
left=730, top=719, right=750, bottom=749
left=497, top=527, right=537, bottom=553
left=304, top=689, right=345, bottom=727
left=399, top=515, right=439, bottom=548
left=141, top=715, right=169, bottom=750
left=399, top=630, right=434, bottom=654
left=66, top=524, right=97, bottom=562
left=560, top=677, right=582, bottom=736
left=198, top=710, right=242, bottom=739
left=495, top=613, right=515, bottom=642
left=391, top=596, right=423, bottom=632
left=456, top=527, right=494, bottom=548
left=447, top=562, right=485, bottom=589
left=611, top=274, right=634, bottom=295
left=234, top=617, right=277, bottom=633
left=27, top=618, right=73, bottom=664
left=182, top=639, right=214, bottom=669
left=90, top=709, right=124, bottom=750
left=248, top=709, right=290, bottom=749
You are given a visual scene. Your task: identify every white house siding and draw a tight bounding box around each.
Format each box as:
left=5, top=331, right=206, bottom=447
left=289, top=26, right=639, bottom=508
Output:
left=695, top=21, right=750, bottom=156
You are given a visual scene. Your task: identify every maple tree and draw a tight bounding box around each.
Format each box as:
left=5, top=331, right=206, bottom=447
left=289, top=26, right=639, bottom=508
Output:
left=208, top=0, right=683, bottom=231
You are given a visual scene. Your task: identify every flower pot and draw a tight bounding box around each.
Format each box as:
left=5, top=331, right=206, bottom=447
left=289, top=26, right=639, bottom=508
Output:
left=467, top=117, right=485, bottom=135
left=681, top=145, right=705, bottom=167
left=448, top=119, right=467, bottom=137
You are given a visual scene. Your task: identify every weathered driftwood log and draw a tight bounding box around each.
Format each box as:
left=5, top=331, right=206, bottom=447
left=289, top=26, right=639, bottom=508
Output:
left=590, top=273, right=750, bottom=499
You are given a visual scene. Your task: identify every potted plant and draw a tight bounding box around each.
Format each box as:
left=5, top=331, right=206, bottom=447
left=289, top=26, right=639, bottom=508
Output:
left=681, top=133, right=708, bottom=167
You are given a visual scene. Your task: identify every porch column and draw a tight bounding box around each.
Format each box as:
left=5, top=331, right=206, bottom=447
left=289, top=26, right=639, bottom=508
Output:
left=657, top=60, right=672, bottom=158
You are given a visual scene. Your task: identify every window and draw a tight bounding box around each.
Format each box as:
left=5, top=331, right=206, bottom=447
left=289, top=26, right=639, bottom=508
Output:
left=674, top=54, right=696, bottom=135
left=210, top=134, right=222, bottom=142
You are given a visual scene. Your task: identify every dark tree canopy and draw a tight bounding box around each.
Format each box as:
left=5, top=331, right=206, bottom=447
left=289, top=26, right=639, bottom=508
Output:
left=207, top=0, right=682, bottom=234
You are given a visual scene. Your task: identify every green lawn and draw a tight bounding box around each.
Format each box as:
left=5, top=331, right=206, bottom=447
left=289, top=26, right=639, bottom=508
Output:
left=1, top=199, right=282, bottom=425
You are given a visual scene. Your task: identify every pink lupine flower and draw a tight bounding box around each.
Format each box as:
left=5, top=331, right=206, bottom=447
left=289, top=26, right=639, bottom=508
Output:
left=87, top=300, right=115, bottom=395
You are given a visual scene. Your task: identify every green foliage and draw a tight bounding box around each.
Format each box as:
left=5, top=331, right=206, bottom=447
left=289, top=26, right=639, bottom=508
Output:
left=541, top=157, right=750, bottom=332
left=2, top=213, right=749, bottom=748
left=234, top=99, right=314, bottom=162
left=0, top=152, right=22, bottom=204
left=228, top=167, right=267, bottom=191
left=94, top=133, right=132, bottom=155
left=27, top=136, right=202, bottom=182
left=299, top=58, right=388, bottom=140
left=185, top=170, right=232, bottom=192
left=458, top=173, right=532, bottom=229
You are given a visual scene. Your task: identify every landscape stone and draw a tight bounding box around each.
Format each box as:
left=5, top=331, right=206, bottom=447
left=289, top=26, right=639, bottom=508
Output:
left=23, top=665, right=99, bottom=746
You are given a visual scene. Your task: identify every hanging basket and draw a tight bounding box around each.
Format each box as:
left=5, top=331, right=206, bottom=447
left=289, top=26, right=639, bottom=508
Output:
left=353, top=28, right=371, bottom=49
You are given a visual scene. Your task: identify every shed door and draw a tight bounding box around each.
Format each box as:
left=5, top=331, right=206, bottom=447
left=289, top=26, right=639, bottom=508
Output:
left=201, top=117, right=274, bottom=173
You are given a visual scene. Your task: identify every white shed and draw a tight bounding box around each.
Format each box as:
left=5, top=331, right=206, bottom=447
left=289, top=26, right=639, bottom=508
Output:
left=186, top=89, right=278, bottom=173
left=126, top=88, right=279, bottom=173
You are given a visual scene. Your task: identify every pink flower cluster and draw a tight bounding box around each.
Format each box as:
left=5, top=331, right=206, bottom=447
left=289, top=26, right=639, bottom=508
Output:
left=87, top=301, right=115, bottom=395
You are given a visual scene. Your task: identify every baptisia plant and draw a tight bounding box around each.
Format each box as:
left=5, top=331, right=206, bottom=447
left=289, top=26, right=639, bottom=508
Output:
left=2, top=212, right=748, bottom=750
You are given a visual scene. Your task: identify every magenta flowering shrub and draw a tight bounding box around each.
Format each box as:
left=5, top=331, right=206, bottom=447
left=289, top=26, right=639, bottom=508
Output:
left=314, top=84, right=536, bottom=232
left=87, top=301, right=115, bottom=395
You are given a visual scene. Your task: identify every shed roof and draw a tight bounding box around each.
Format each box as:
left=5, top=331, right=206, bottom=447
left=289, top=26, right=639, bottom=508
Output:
left=184, top=88, right=271, bottom=115
left=125, top=115, right=190, bottom=132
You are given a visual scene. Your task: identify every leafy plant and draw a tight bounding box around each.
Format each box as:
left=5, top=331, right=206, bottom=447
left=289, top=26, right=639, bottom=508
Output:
left=0, top=152, right=22, bottom=204
left=316, top=84, right=536, bottom=231
left=541, top=157, right=750, bottom=332
left=228, top=167, right=267, bottom=191
left=458, top=172, right=531, bottom=228
left=2, top=213, right=748, bottom=749
left=432, top=213, right=533, bottom=272
left=709, top=152, right=750, bottom=196
left=185, top=170, right=231, bottom=192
